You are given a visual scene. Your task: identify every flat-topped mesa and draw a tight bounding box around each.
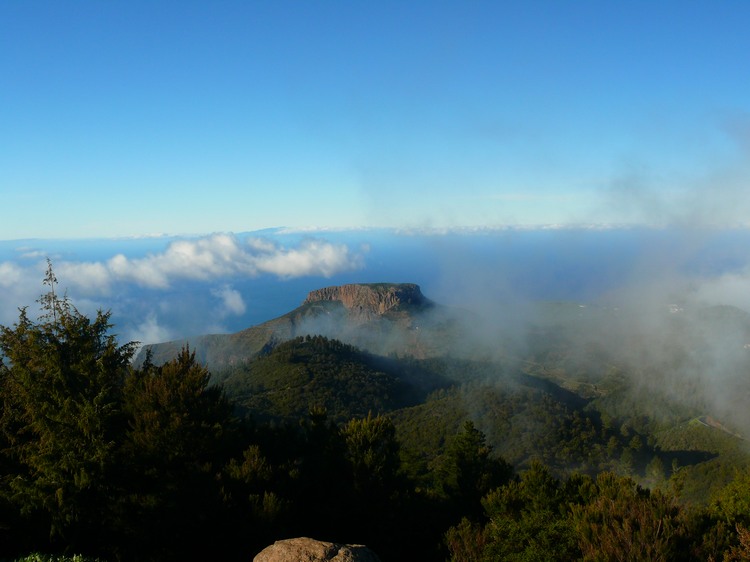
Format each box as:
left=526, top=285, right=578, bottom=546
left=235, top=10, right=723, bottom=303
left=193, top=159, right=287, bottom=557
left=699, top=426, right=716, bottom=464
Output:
left=303, top=283, right=429, bottom=315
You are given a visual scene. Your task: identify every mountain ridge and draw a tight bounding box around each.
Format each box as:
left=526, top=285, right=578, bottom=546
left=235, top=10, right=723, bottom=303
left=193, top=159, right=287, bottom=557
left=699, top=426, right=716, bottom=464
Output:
left=133, top=284, right=750, bottom=505
left=138, top=282, right=453, bottom=368
left=304, top=283, right=431, bottom=318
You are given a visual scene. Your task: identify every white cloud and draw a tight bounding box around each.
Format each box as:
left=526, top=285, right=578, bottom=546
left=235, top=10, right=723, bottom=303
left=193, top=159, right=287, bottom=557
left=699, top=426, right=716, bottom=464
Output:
left=251, top=238, right=364, bottom=278
left=19, top=250, right=46, bottom=260
left=57, top=261, right=112, bottom=293
left=48, top=233, right=363, bottom=292
left=0, top=261, right=46, bottom=326
left=211, top=285, right=246, bottom=317
left=126, top=312, right=176, bottom=346
left=0, top=262, right=24, bottom=288
left=246, top=237, right=278, bottom=253
left=691, top=269, right=750, bottom=311
left=0, top=233, right=363, bottom=332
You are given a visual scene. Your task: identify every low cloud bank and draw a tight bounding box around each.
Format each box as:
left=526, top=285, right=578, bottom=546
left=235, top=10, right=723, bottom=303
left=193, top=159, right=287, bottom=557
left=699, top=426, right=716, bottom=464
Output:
left=55, top=233, right=363, bottom=292
left=0, top=233, right=365, bottom=344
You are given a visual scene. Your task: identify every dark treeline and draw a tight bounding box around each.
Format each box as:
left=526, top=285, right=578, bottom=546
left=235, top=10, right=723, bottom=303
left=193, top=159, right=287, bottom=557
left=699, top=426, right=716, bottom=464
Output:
left=2, top=269, right=750, bottom=561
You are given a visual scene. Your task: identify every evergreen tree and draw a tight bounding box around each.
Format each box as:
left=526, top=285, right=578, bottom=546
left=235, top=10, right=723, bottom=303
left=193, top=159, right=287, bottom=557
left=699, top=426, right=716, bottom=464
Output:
left=340, top=413, right=406, bottom=558
left=477, top=461, right=582, bottom=562
left=0, top=263, right=136, bottom=550
left=444, top=420, right=513, bottom=519
left=571, top=472, right=686, bottom=561
left=118, top=346, right=236, bottom=559
left=343, top=413, right=401, bottom=499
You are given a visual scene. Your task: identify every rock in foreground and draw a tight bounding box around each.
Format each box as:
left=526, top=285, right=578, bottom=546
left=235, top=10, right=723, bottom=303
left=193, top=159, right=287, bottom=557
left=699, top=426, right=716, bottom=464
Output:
left=253, top=537, right=381, bottom=562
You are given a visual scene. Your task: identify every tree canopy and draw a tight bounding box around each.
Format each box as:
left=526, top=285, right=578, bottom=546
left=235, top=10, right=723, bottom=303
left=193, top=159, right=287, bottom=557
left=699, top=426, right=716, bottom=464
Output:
left=0, top=263, right=136, bottom=546
left=2, top=266, right=750, bottom=562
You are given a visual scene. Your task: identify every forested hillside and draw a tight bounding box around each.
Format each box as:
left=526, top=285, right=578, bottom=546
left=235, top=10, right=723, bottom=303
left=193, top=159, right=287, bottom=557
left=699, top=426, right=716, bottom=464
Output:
left=3, top=272, right=750, bottom=561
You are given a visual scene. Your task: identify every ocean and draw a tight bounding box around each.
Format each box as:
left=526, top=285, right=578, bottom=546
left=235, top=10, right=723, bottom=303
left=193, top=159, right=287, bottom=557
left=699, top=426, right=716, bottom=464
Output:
left=3, top=227, right=750, bottom=345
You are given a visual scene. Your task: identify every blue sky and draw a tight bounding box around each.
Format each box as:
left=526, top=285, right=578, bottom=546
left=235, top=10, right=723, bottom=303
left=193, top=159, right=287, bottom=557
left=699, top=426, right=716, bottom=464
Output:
left=3, top=1, right=750, bottom=346
left=3, top=1, right=750, bottom=239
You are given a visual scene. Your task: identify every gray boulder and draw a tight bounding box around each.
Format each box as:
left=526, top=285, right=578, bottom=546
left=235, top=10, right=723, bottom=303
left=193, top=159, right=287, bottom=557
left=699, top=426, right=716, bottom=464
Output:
left=253, top=537, right=381, bottom=562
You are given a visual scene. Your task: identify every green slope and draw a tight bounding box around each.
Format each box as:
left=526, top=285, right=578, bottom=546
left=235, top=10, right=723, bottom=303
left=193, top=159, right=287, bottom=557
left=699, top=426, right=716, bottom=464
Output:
left=217, top=335, right=430, bottom=423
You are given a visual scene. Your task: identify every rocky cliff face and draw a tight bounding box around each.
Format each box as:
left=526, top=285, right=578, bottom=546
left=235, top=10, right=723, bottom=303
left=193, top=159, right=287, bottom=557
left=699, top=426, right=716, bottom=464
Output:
left=253, top=537, right=381, bottom=562
left=304, top=283, right=429, bottom=317
left=138, top=282, right=451, bottom=368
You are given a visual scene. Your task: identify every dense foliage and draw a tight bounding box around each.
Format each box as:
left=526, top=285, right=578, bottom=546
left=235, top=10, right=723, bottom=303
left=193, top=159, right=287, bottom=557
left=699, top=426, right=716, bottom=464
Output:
left=219, top=336, right=422, bottom=423
left=2, top=269, right=750, bottom=561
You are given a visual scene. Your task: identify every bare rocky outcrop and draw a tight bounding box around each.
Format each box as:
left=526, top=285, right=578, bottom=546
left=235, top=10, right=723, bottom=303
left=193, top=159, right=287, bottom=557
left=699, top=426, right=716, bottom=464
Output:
left=253, top=537, right=381, bottom=562
left=304, top=283, right=429, bottom=319
left=138, top=282, right=449, bottom=368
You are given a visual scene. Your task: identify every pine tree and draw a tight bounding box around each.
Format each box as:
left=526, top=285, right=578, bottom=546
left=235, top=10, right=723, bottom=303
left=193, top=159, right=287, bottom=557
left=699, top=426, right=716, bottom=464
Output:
left=118, top=345, right=236, bottom=559
left=444, top=420, right=513, bottom=519
left=0, top=262, right=136, bottom=547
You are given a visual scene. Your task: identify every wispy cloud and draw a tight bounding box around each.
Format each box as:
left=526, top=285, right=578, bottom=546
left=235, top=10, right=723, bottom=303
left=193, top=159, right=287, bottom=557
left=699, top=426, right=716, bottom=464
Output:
left=0, top=262, right=24, bottom=288
left=211, top=284, right=246, bottom=317
left=599, top=112, right=750, bottom=228
left=125, top=312, right=176, bottom=347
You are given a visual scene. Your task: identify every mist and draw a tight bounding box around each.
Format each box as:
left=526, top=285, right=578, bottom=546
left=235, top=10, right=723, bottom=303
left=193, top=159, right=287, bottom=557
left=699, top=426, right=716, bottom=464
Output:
left=5, top=225, right=750, bottom=436
left=420, top=226, right=750, bottom=438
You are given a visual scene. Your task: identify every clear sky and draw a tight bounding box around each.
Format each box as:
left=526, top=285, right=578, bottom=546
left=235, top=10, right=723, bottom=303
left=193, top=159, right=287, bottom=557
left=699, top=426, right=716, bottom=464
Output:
left=2, top=0, right=750, bottom=239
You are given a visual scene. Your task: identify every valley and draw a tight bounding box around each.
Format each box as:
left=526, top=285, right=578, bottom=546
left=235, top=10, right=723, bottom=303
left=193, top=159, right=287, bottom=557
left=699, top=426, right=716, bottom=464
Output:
left=5, top=279, right=750, bottom=561
left=143, top=282, right=750, bottom=504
